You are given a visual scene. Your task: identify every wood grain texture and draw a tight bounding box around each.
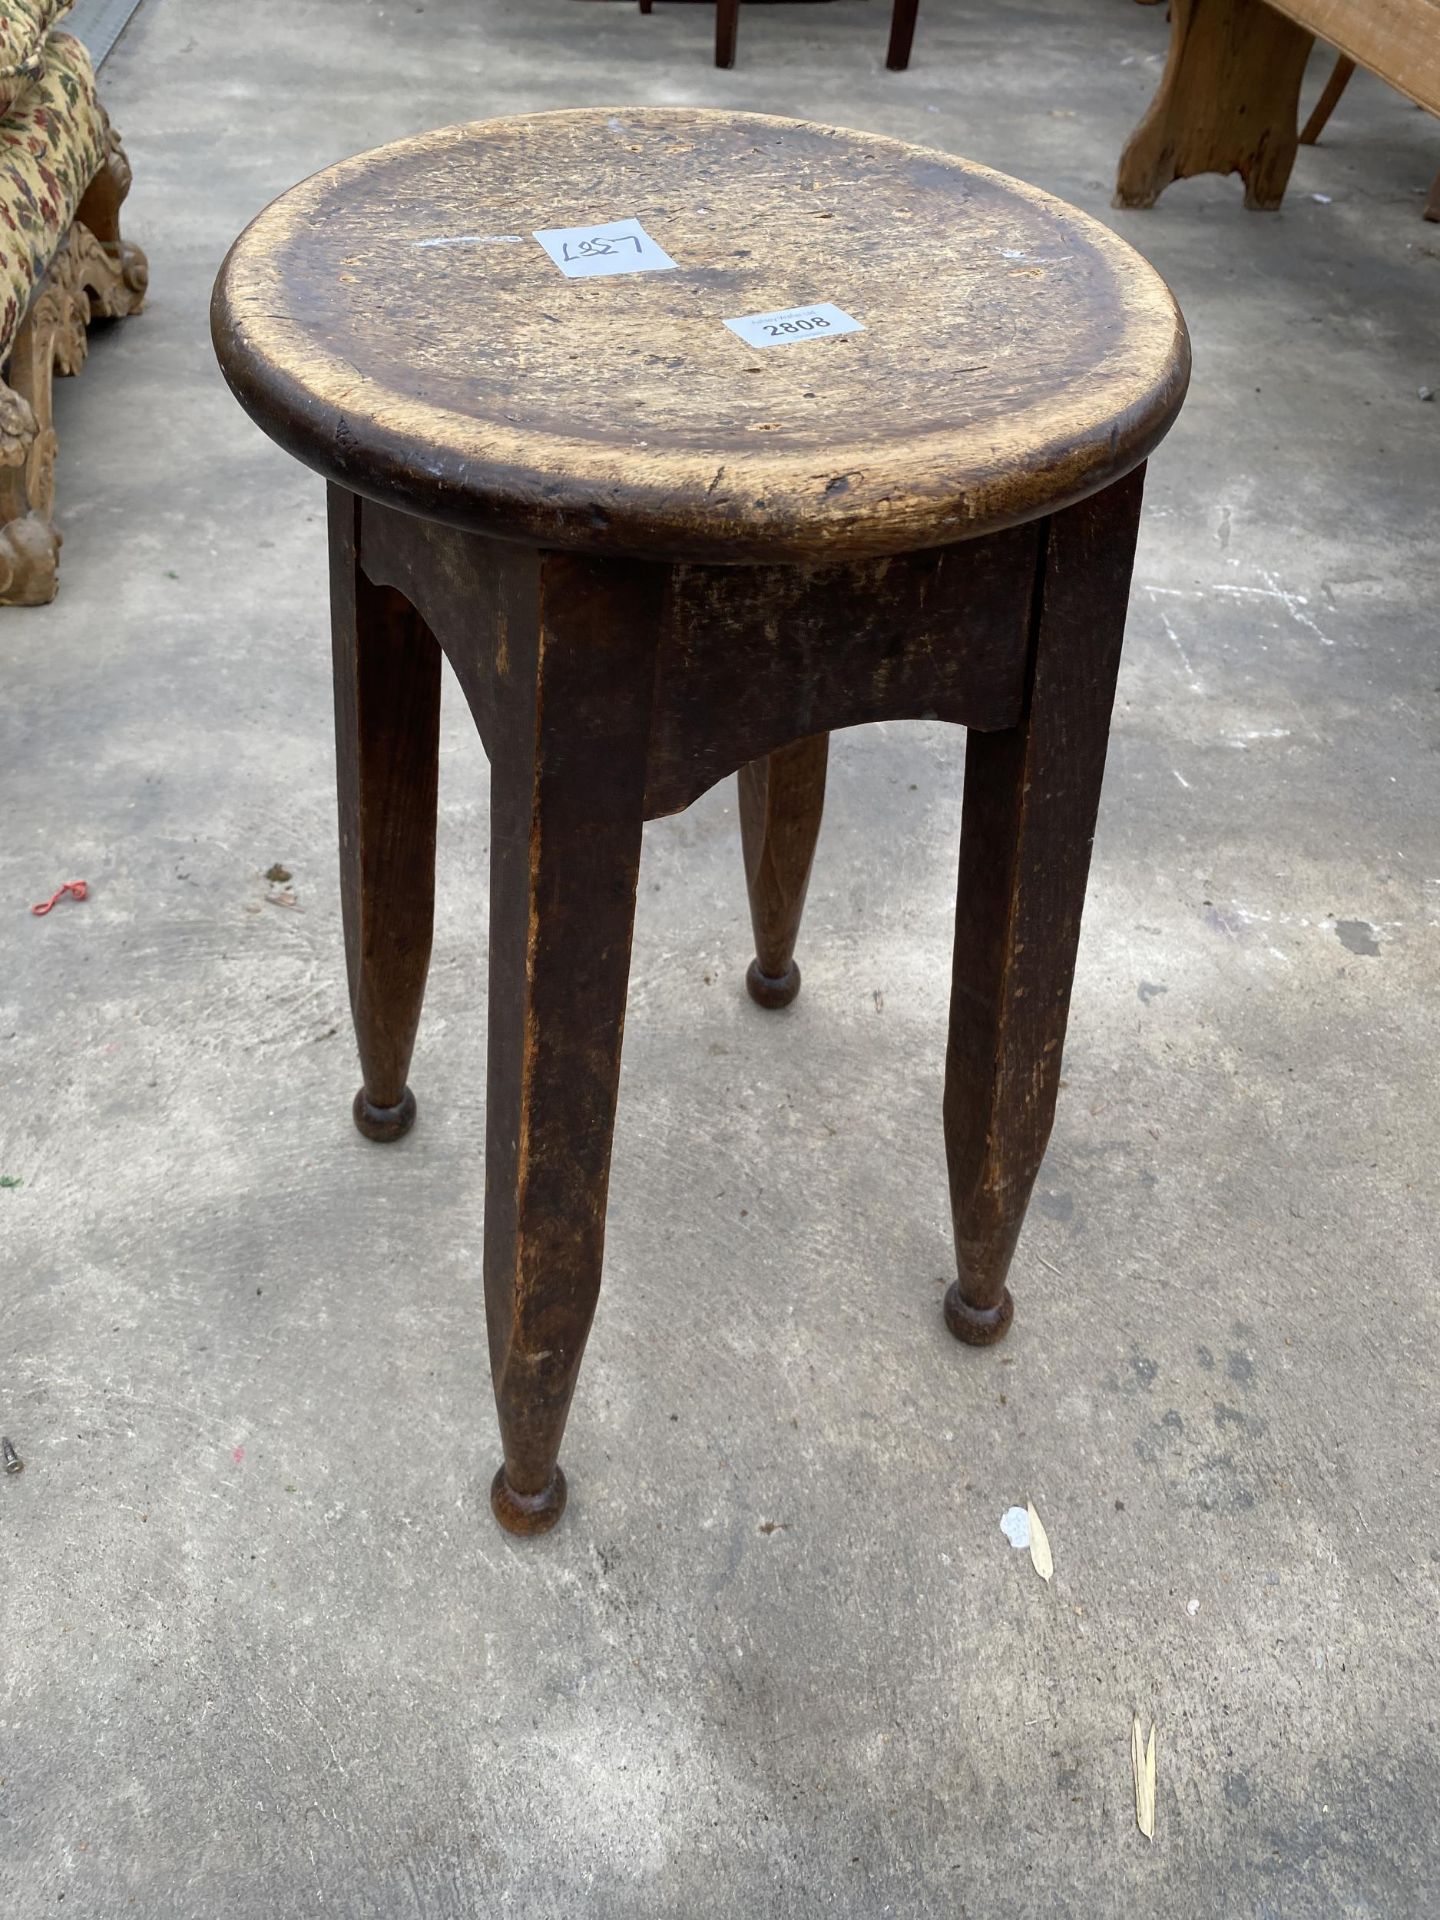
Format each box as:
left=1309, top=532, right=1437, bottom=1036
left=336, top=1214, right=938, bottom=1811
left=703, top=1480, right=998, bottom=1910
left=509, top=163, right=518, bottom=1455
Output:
left=212, top=108, right=1188, bottom=564
left=482, top=551, right=664, bottom=1534
left=943, top=467, right=1145, bottom=1342
left=329, top=487, right=442, bottom=1142
left=357, top=504, right=1039, bottom=820
left=644, top=525, right=1038, bottom=814
left=1268, top=0, right=1440, bottom=112
left=1116, top=0, right=1315, bottom=210
left=739, top=733, right=829, bottom=1007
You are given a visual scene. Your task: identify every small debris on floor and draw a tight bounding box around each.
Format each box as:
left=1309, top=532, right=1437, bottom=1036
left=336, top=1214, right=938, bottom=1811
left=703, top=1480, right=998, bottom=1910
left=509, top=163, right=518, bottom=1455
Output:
left=265, top=887, right=300, bottom=909
left=2, top=1437, right=23, bottom=1476
left=1000, top=1504, right=1030, bottom=1549
left=1187, top=1596, right=1200, bottom=1617
left=0, top=1174, right=22, bottom=1190
left=31, top=879, right=88, bottom=917
left=758, top=1520, right=788, bottom=1535
left=1026, top=1500, right=1053, bottom=1581
left=1310, top=192, right=1333, bottom=204
left=265, top=863, right=293, bottom=883
left=1000, top=1502, right=1054, bottom=1581
left=1132, top=1715, right=1157, bottom=1839
left=1420, top=387, right=1435, bottom=402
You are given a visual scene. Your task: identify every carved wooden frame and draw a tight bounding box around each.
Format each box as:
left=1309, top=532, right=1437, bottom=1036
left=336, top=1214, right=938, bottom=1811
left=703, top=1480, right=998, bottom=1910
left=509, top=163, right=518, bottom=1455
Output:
left=0, top=118, right=147, bottom=606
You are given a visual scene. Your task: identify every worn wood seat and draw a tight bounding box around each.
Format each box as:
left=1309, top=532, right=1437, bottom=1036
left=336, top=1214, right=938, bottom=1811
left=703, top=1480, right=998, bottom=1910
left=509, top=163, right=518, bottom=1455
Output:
left=213, top=108, right=1189, bottom=1536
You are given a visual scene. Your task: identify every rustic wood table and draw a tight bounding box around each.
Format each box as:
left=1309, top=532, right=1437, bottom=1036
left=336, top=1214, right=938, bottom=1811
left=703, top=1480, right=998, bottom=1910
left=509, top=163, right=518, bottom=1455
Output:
left=212, top=109, right=1189, bottom=1535
left=1117, top=0, right=1440, bottom=210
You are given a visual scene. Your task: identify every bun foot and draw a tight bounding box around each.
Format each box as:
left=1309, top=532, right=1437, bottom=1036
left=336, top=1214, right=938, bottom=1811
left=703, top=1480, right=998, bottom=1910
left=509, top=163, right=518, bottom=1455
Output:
left=746, top=957, right=802, bottom=1009
left=490, top=1465, right=567, bottom=1537
left=352, top=1084, right=417, bottom=1142
left=943, top=1281, right=1015, bottom=1346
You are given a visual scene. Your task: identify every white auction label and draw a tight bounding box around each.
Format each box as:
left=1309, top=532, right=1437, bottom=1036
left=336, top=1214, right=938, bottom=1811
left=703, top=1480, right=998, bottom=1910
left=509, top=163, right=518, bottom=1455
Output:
left=723, top=302, right=865, bottom=349
left=532, top=218, right=677, bottom=279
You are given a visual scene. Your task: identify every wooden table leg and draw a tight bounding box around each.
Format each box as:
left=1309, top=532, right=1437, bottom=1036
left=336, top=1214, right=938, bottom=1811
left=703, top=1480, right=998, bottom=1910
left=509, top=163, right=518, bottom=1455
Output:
left=1300, top=53, right=1355, bottom=145
left=1114, top=0, right=1315, bottom=210
left=329, top=487, right=441, bottom=1144
left=716, top=0, right=739, bottom=67
left=484, top=555, right=662, bottom=1536
left=942, top=468, right=1145, bottom=1344
left=886, top=0, right=920, bottom=71
left=738, top=732, right=829, bottom=1008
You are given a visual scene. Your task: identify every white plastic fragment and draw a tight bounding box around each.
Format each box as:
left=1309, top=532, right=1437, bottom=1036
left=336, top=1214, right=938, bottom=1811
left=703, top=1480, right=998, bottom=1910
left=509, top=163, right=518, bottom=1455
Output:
left=1000, top=1506, right=1031, bottom=1549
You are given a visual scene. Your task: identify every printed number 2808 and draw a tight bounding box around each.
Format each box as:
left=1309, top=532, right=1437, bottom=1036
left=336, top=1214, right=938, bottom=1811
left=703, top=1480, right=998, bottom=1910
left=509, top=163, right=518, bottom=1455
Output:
left=765, top=316, right=831, bottom=337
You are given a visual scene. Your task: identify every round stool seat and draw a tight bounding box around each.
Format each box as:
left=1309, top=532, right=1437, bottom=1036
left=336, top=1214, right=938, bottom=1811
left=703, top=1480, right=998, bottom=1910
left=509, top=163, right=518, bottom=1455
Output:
left=213, top=108, right=1188, bottom=562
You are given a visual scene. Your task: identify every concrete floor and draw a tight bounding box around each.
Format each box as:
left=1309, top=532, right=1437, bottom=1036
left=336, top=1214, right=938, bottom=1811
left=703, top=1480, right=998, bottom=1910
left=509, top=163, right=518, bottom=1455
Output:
left=3, top=1, right=1438, bottom=1913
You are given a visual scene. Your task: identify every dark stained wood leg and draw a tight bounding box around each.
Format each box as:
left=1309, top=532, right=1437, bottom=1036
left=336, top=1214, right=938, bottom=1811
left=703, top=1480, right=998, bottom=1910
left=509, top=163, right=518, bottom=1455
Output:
left=942, top=468, right=1145, bottom=1344
left=738, top=732, right=829, bottom=1008
left=329, top=487, right=442, bottom=1143
left=886, top=0, right=920, bottom=70
left=1425, top=168, right=1440, bottom=223
left=716, top=0, right=739, bottom=68
left=1300, top=53, right=1354, bottom=144
left=1114, top=0, right=1314, bottom=211
left=484, top=555, right=661, bottom=1536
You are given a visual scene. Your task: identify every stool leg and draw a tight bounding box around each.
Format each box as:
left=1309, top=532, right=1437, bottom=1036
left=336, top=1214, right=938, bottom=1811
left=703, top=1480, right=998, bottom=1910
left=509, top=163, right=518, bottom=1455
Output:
left=716, top=0, right=739, bottom=68
left=886, top=0, right=920, bottom=70
left=485, top=556, right=659, bottom=1536
left=329, top=488, right=441, bottom=1144
left=942, top=469, right=1144, bottom=1345
left=739, top=732, right=828, bottom=1009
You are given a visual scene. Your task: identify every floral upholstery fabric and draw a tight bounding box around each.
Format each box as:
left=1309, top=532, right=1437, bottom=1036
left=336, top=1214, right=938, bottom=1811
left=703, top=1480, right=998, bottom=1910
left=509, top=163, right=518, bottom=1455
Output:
left=0, top=0, right=72, bottom=116
left=0, top=29, right=104, bottom=356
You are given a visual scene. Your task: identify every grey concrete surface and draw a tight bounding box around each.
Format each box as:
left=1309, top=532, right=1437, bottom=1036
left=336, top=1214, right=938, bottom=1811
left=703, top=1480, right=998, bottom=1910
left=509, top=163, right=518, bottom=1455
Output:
left=3, top=1, right=1438, bottom=1913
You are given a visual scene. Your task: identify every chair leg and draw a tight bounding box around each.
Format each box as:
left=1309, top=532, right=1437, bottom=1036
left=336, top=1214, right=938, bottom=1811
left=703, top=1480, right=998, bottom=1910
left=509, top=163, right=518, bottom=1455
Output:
left=887, top=0, right=920, bottom=70
left=484, top=555, right=660, bottom=1536
left=1425, top=167, right=1440, bottom=223
left=716, top=0, right=739, bottom=68
left=1300, top=53, right=1355, bottom=145
left=1114, top=0, right=1315, bottom=210
left=329, top=487, right=442, bottom=1143
left=942, top=467, right=1145, bottom=1345
left=738, top=733, right=829, bottom=1009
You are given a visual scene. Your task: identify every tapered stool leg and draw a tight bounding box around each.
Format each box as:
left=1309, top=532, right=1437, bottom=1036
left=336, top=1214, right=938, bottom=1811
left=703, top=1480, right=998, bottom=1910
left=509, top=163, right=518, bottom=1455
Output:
left=329, top=487, right=441, bottom=1144
left=484, top=555, right=660, bottom=1535
left=716, top=0, right=739, bottom=67
left=887, top=0, right=920, bottom=70
left=739, top=732, right=828, bottom=1009
left=943, top=469, right=1144, bottom=1343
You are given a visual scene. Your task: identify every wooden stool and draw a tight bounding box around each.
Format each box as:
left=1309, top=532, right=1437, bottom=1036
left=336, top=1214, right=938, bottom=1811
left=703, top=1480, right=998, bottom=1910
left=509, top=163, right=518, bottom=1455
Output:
left=212, top=109, right=1188, bottom=1536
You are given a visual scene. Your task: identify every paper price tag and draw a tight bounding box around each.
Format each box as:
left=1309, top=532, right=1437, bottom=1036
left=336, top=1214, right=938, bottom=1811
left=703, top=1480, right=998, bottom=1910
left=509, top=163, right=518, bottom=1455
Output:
left=724, top=303, right=864, bottom=349
left=533, top=218, right=677, bottom=279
